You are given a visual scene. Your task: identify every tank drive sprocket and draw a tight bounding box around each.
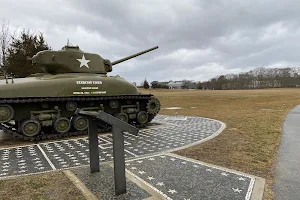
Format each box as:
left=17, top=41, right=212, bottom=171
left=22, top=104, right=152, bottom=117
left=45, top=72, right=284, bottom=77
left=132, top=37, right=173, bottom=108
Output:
left=146, top=97, right=161, bottom=115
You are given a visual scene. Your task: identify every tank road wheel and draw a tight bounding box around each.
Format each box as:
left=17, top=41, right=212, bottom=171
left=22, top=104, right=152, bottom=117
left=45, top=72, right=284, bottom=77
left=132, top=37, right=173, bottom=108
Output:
left=66, top=101, right=77, bottom=111
left=146, top=97, right=161, bottom=115
left=0, top=104, right=14, bottom=123
left=21, top=119, right=41, bottom=137
left=137, top=111, right=149, bottom=124
left=73, top=116, right=89, bottom=131
left=116, top=113, right=129, bottom=123
left=54, top=117, right=71, bottom=134
left=109, top=100, right=119, bottom=109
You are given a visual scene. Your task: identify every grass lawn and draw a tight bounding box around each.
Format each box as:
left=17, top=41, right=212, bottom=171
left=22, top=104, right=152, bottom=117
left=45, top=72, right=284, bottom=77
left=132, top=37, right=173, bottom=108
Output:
left=0, top=88, right=297, bottom=199
left=139, top=88, right=300, bottom=200
left=0, top=171, right=85, bottom=200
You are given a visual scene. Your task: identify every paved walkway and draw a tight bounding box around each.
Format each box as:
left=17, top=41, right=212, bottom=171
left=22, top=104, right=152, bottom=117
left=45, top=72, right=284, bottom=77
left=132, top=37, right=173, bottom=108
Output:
left=274, top=105, right=300, bottom=200
left=0, top=115, right=262, bottom=200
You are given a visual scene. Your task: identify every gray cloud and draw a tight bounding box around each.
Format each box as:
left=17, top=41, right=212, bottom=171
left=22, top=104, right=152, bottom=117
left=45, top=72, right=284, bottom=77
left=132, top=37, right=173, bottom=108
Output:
left=1, top=0, right=300, bottom=84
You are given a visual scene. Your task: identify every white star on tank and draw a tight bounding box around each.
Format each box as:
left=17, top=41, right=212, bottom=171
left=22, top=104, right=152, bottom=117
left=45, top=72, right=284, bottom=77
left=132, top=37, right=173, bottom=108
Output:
left=77, top=55, right=91, bottom=68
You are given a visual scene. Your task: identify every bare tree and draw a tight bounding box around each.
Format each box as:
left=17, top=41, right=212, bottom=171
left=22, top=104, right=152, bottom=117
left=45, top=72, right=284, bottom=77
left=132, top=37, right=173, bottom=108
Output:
left=0, top=19, right=15, bottom=77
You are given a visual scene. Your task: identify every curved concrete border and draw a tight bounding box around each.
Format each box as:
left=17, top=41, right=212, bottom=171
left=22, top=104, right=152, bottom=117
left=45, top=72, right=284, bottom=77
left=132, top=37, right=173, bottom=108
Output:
left=128, top=115, right=227, bottom=158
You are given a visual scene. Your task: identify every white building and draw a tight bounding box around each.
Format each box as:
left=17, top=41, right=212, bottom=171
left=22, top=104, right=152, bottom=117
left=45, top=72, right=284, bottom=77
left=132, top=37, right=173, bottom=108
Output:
left=167, top=81, right=184, bottom=89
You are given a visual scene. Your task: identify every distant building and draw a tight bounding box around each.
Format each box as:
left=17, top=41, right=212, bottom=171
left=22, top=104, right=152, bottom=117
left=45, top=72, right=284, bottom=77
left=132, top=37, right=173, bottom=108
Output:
left=151, top=80, right=197, bottom=89
left=156, top=81, right=169, bottom=86
left=167, top=81, right=184, bottom=89
left=185, top=81, right=197, bottom=89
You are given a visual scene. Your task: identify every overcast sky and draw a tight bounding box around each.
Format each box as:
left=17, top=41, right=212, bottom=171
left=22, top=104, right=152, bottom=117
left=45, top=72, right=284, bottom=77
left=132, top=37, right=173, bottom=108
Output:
left=1, top=0, right=300, bottom=84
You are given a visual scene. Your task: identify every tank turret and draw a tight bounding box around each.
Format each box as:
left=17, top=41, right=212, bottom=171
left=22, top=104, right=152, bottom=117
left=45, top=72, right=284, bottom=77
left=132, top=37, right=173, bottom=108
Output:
left=30, top=46, right=158, bottom=74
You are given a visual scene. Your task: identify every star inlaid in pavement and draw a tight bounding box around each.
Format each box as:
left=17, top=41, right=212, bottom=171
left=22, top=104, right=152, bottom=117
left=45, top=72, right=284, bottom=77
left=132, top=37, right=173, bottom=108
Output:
left=232, top=188, right=242, bottom=193
left=156, top=182, right=164, bottom=186
left=168, top=189, right=177, bottom=194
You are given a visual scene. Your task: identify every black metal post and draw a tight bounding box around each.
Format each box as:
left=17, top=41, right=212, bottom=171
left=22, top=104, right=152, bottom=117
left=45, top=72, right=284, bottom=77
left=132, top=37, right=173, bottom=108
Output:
left=88, top=117, right=100, bottom=173
left=75, top=109, right=139, bottom=196
left=112, top=126, right=126, bottom=195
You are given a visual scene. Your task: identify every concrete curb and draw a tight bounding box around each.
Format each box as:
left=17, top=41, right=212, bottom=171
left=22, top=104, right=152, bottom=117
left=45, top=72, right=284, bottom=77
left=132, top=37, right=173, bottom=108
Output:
left=63, top=170, right=98, bottom=200
left=251, top=176, right=265, bottom=200
left=108, top=162, right=166, bottom=200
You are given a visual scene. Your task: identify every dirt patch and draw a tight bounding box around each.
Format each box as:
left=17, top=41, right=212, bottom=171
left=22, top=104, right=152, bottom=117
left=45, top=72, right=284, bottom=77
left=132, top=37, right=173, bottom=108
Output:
left=139, top=88, right=300, bottom=200
left=0, top=171, right=85, bottom=200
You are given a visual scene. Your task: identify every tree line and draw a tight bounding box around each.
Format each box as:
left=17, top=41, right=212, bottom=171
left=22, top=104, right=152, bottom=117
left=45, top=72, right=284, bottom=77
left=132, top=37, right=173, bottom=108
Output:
left=0, top=19, right=50, bottom=78
left=138, top=79, right=202, bottom=89
left=201, top=67, right=300, bottom=90
left=140, top=67, right=300, bottom=90
left=2, top=18, right=300, bottom=91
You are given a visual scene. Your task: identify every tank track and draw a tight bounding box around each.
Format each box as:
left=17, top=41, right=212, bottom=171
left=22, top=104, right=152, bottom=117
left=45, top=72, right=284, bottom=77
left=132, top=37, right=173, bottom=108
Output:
left=0, top=94, right=157, bottom=141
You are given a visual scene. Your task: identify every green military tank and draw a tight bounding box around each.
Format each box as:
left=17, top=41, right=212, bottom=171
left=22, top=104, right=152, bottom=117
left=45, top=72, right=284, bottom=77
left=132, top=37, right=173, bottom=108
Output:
left=0, top=45, right=160, bottom=141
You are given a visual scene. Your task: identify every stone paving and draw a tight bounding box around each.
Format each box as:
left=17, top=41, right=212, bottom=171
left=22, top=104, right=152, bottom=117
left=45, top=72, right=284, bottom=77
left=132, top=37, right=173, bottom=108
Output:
left=71, top=164, right=152, bottom=200
left=125, top=153, right=254, bottom=200
left=0, top=115, right=256, bottom=199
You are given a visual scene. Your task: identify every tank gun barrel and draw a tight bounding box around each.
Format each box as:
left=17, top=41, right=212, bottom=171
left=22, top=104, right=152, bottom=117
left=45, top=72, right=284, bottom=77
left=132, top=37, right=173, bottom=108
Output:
left=111, top=46, right=158, bottom=66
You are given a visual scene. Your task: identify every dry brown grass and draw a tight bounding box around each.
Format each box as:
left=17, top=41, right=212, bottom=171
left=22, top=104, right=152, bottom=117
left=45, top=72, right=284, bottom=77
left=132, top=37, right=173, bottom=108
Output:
left=0, top=171, right=85, bottom=200
left=0, top=88, right=297, bottom=199
left=139, top=88, right=300, bottom=200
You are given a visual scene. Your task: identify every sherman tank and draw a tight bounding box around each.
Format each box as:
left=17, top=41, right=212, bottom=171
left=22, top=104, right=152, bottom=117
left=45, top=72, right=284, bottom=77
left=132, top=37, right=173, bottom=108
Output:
left=0, top=45, right=160, bottom=141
